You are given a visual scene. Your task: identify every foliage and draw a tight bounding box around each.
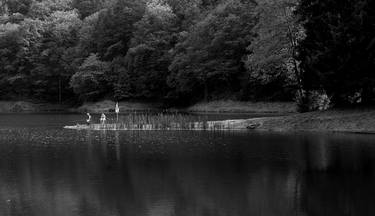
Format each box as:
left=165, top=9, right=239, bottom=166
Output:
left=70, top=54, right=110, bottom=101
left=1, top=0, right=304, bottom=104
left=72, top=0, right=104, bottom=18
left=297, top=0, right=375, bottom=105
left=244, top=0, right=304, bottom=101
left=168, top=0, right=257, bottom=103
left=295, top=90, right=331, bottom=112
left=2, top=0, right=372, bottom=110
left=90, top=0, right=145, bottom=60
left=5, top=0, right=33, bottom=15
left=115, top=0, right=177, bottom=100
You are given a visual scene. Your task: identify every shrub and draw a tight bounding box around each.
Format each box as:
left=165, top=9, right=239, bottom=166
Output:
left=296, top=90, right=331, bottom=112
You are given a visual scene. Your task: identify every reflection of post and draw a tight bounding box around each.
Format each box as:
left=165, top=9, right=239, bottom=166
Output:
left=115, top=131, right=120, bottom=162
left=100, top=129, right=107, bottom=158
left=284, top=170, right=302, bottom=215
left=313, top=136, right=330, bottom=170
left=85, top=129, right=95, bottom=170
left=86, top=129, right=92, bottom=146
left=293, top=171, right=302, bottom=216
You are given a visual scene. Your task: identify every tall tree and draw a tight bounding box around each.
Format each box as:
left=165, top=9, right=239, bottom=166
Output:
left=91, top=0, right=145, bottom=60
left=168, top=0, right=257, bottom=102
left=5, top=0, right=33, bottom=15
left=115, top=0, right=177, bottom=100
left=245, top=0, right=304, bottom=100
left=30, top=9, right=81, bottom=102
left=70, top=53, right=110, bottom=101
left=0, top=1, right=9, bottom=16
left=72, top=0, right=104, bottom=18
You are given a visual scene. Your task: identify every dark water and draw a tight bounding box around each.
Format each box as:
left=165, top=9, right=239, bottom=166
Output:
left=0, top=114, right=375, bottom=216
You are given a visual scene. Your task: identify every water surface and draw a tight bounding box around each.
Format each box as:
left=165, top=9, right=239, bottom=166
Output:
left=0, top=114, right=375, bottom=216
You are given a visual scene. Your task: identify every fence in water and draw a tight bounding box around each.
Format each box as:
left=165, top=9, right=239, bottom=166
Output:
left=65, top=112, right=249, bottom=130
left=92, top=113, right=227, bottom=130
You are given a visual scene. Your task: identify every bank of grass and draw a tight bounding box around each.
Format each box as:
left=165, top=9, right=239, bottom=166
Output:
left=0, top=99, right=296, bottom=113
left=3, top=100, right=375, bottom=134
left=0, top=101, right=69, bottom=113
left=74, top=100, right=163, bottom=113
left=185, top=100, right=296, bottom=113
left=75, top=100, right=296, bottom=114
left=213, top=109, right=375, bottom=133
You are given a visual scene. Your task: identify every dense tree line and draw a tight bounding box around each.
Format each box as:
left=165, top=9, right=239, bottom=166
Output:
left=0, top=0, right=374, bottom=109
left=297, top=0, right=375, bottom=108
left=0, top=0, right=297, bottom=105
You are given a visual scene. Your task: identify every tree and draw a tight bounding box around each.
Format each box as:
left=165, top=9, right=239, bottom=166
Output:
left=244, top=0, right=304, bottom=100
left=70, top=53, right=110, bottom=101
left=0, top=23, right=25, bottom=99
left=91, top=0, right=145, bottom=60
left=29, top=9, right=81, bottom=102
left=5, top=0, right=33, bottom=15
left=168, top=0, right=257, bottom=103
left=297, top=0, right=375, bottom=105
left=114, top=0, right=177, bottom=100
left=28, top=0, right=73, bottom=19
left=0, top=1, right=9, bottom=16
left=72, top=0, right=104, bottom=18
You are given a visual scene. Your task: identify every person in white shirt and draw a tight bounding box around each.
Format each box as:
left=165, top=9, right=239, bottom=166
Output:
left=100, top=113, right=106, bottom=125
left=86, top=113, right=91, bottom=125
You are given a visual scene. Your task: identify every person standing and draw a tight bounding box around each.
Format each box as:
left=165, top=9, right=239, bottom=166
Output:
left=86, top=113, right=91, bottom=125
left=100, top=113, right=106, bottom=125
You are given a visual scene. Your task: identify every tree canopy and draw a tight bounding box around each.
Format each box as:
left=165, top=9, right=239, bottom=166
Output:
left=297, top=0, right=375, bottom=106
left=1, top=0, right=374, bottom=109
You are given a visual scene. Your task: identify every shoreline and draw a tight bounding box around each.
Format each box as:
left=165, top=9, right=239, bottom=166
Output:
left=209, top=109, right=375, bottom=134
left=62, top=108, right=375, bottom=135
left=2, top=101, right=375, bottom=135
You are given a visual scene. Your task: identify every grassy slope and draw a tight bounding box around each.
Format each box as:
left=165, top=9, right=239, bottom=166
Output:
left=185, top=100, right=296, bottom=113
left=0, top=101, right=69, bottom=113
left=74, top=100, right=163, bottom=113
left=74, top=100, right=296, bottom=113
left=259, top=109, right=375, bottom=133
left=0, top=100, right=295, bottom=113
left=212, top=109, right=375, bottom=133
left=2, top=100, right=375, bottom=133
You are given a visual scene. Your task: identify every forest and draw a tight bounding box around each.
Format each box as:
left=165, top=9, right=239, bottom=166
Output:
left=0, top=0, right=374, bottom=110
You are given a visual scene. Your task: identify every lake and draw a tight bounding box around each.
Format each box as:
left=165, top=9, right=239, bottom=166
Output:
left=0, top=114, right=375, bottom=216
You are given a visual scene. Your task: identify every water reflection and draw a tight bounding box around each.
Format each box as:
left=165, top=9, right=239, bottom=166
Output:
left=0, top=128, right=375, bottom=216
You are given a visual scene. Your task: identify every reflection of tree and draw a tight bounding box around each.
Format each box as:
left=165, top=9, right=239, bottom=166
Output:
left=119, top=131, right=309, bottom=216
left=2, top=130, right=375, bottom=216
left=299, top=134, right=375, bottom=216
left=0, top=130, right=306, bottom=216
left=301, top=171, right=375, bottom=216
left=307, top=135, right=331, bottom=171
